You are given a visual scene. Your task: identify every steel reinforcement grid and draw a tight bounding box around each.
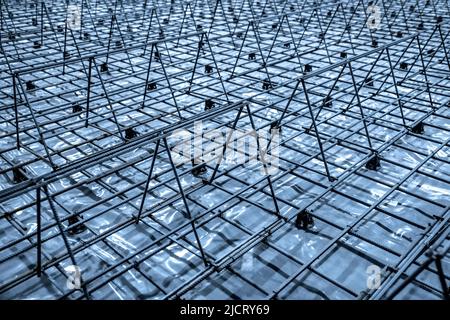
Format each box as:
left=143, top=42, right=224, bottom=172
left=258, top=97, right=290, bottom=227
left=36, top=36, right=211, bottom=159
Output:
left=0, top=0, right=449, bottom=300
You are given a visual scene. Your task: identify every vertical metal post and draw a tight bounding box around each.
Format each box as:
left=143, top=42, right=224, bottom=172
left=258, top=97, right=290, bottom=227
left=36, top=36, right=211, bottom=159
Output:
left=85, top=57, right=93, bottom=127
left=154, top=44, right=182, bottom=119
left=143, top=8, right=155, bottom=56
left=40, top=1, right=44, bottom=45
left=301, top=79, right=334, bottom=182
left=251, top=21, right=273, bottom=85
left=136, top=139, right=161, bottom=222
left=13, top=74, right=20, bottom=149
left=188, top=33, right=205, bottom=93
left=230, top=21, right=251, bottom=78
left=348, top=62, right=374, bottom=150
left=265, top=14, right=285, bottom=64
left=176, top=3, right=189, bottom=47
left=435, top=255, right=450, bottom=300
left=245, top=104, right=281, bottom=216
left=385, top=48, right=407, bottom=128
left=142, top=43, right=154, bottom=108
left=209, top=105, right=245, bottom=183
left=163, top=138, right=208, bottom=267
left=92, top=58, right=124, bottom=140
left=42, top=186, right=90, bottom=300
left=105, top=14, right=115, bottom=66
left=276, top=76, right=302, bottom=127
left=0, top=0, right=3, bottom=31
left=79, top=0, right=84, bottom=39
left=437, top=25, right=450, bottom=71
left=16, top=75, right=56, bottom=169
left=415, top=35, right=434, bottom=110
left=308, top=63, right=348, bottom=131
left=204, top=33, right=230, bottom=102
left=63, top=18, right=68, bottom=74
left=36, top=186, right=42, bottom=277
